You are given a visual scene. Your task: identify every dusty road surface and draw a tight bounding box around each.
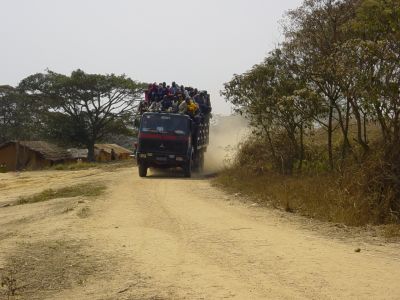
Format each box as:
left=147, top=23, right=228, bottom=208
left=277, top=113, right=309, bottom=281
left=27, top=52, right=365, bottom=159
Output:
left=1, top=164, right=400, bottom=299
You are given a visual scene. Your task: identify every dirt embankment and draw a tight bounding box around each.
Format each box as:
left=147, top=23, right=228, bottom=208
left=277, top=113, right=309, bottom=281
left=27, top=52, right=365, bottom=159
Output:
left=1, top=163, right=400, bottom=299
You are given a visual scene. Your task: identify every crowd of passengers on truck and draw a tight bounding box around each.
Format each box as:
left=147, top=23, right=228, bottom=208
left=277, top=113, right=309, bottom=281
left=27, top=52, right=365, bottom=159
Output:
left=136, top=81, right=211, bottom=177
left=139, top=82, right=212, bottom=121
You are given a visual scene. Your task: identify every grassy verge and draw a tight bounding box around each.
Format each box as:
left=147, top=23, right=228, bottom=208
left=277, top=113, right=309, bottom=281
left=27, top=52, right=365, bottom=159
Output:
left=383, top=224, right=400, bottom=239
left=214, top=167, right=381, bottom=226
left=50, top=159, right=135, bottom=172
left=16, top=183, right=106, bottom=205
left=50, top=162, right=98, bottom=171
left=0, top=240, right=105, bottom=299
left=100, top=159, right=136, bottom=172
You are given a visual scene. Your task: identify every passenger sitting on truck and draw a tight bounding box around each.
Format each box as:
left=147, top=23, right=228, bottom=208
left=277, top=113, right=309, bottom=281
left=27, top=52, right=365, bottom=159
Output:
left=184, top=89, right=190, bottom=99
left=161, top=95, right=173, bottom=111
left=176, top=92, right=184, bottom=103
left=149, top=100, right=162, bottom=112
left=171, top=82, right=179, bottom=95
left=194, top=92, right=207, bottom=114
left=171, top=99, right=179, bottom=113
left=149, top=83, right=158, bottom=102
left=178, top=97, right=189, bottom=114
left=145, top=84, right=152, bottom=102
left=138, top=100, right=149, bottom=114
left=187, top=98, right=199, bottom=116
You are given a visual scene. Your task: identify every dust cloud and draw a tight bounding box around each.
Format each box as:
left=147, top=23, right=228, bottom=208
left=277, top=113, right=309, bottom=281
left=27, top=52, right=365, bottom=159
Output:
left=204, top=114, right=248, bottom=173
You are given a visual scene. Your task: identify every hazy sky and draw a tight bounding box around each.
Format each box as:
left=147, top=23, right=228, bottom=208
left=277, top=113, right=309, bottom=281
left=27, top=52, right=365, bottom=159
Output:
left=0, top=0, right=303, bottom=115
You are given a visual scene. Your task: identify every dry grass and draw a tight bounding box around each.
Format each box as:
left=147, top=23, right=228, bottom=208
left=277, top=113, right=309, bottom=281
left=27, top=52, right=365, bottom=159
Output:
left=50, top=159, right=135, bottom=172
left=383, top=224, right=400, bottom=240
left=16, top=183, right=106, bottom=205
left=100, top=159, right=136, bottom=172
left=214, top=167, right=382, bottom=226
left=51, top=162, right=98, bottom=171
left=0, top=240, right=105, bottom=299
left=215, top=128, right=400, bottom=227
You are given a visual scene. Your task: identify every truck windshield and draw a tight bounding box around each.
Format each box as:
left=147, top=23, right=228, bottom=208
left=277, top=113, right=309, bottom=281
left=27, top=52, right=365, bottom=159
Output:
left=140, top=114, right=189, bottom=135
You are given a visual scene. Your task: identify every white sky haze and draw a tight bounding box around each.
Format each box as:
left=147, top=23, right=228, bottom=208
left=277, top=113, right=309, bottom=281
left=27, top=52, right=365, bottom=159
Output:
left=0, top=0, right=303, bottom=114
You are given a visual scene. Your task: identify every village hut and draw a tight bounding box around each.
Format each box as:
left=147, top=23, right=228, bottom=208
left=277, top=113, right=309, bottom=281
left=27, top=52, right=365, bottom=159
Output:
left=0, top=141, right=72, bottom=171
left=94, top=144, right=132, bottom=162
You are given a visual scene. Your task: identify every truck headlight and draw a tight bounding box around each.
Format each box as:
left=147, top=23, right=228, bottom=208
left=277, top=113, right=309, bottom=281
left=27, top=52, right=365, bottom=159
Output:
left=176, top=157, right=184, bottom=161
left=140, top=154, right=147, bottom=158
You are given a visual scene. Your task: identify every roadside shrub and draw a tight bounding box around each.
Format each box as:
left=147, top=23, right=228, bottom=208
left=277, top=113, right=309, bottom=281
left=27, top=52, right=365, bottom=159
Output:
left=216, top=134, right=400, bottom=226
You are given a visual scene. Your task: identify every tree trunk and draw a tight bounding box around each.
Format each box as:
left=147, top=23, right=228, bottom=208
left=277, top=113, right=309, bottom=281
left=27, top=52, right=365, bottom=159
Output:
left=334, top=101, right=352, bottom=159
left=328, top=105, right=334, bottom=171
left=349, top=98, right=369, bottom=153
left=15, top=140, right=20, bottom=171
left=374, top=103, right=390, bottom=144
left=87, top=142, right=96, bottom=162
left=299, top=123, right=304, bottom=171
left=263, top=125, right=279, bottom=168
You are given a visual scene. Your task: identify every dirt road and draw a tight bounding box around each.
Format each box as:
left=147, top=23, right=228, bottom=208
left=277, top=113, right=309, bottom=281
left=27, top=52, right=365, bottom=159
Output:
left=1, top=165, right=400, bottom=299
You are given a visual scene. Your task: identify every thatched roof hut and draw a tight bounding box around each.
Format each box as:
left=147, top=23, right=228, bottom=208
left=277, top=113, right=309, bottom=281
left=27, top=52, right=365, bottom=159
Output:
left=0, top=141, right=72, bottom=171
left=94, top=144, right=132, bottom=161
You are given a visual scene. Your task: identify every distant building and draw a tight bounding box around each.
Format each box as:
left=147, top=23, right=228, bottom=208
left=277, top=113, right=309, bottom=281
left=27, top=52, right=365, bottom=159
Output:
left=67, top=148, right=88, bottom=162
left=94, top=144, right=132, bottom=162
left=0, top=141, right=72, bottom=171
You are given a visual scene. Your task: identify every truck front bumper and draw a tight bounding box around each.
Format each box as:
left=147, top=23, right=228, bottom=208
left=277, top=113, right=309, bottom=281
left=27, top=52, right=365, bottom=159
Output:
left=136, top=152, right=189, bottom=168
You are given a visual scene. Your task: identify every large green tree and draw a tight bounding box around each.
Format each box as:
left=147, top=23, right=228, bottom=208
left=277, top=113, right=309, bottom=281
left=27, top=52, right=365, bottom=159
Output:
left=19, top=70, right=145, bottom=161
left=0, top=85, right=43, bottom=143
left=0, top=85, right=46, bottom=170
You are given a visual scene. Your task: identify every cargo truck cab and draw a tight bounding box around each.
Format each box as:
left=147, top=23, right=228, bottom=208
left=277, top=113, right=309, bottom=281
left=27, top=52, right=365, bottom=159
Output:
left=136, top=112, right=195, bottom=177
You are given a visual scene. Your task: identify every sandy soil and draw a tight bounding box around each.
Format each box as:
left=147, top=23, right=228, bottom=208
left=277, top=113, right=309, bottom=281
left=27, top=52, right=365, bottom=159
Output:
left=1, top=165, right=400, bottom=299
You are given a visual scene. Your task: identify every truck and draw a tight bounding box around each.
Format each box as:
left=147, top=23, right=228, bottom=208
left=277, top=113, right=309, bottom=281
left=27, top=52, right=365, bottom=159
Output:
left=136, top=111, right=209, bottom=177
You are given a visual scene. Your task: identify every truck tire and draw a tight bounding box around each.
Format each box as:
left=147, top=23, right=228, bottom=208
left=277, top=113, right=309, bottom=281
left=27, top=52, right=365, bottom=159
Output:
left=183, top=160, right=192, bottom=178
left=138, top=164, right=147, bottom=177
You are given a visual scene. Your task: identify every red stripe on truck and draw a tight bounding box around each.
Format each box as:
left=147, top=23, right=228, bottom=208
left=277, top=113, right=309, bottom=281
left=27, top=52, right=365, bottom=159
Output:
left=139, top=133, right=188, bottom=141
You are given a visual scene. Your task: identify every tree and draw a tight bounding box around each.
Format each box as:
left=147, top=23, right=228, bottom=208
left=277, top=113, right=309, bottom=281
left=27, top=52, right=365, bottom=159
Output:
left=0, top=85, right=16, bottom=143
left=222, top=49, right=312, bottom=173
left=0, top=85, right=47, bottom=169
left=0, top=85, right=44, bottom=143
left=283, top=0, right=358, bottom=168
left=349, top=0, right=400, bottom=153
left=19, top=70, right=145, bottom=161
left=222, top=0, right=400, bottom=221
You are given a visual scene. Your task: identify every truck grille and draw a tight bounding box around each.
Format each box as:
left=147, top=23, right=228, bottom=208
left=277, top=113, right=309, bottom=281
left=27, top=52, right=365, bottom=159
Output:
left=139, top=139, right=188, bottom=154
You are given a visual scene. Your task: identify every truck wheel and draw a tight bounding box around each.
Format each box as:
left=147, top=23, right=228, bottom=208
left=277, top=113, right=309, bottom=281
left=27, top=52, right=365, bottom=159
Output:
left=183, top=160, right=192, bottom=178
left=138, top=164, right=147, bottom=177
